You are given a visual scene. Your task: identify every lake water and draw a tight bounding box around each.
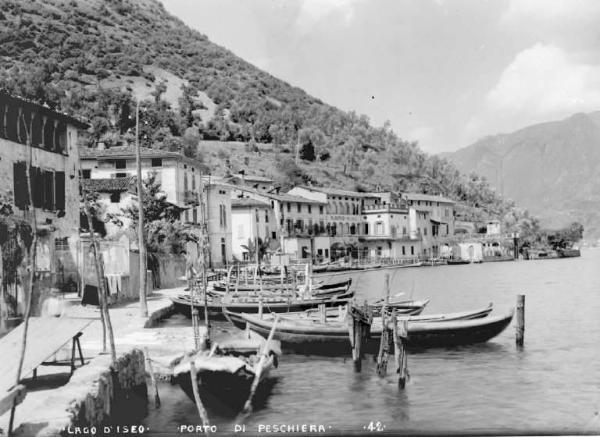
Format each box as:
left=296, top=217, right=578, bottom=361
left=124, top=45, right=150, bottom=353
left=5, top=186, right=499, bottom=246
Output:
left=143, top=249, right=600, bottom=435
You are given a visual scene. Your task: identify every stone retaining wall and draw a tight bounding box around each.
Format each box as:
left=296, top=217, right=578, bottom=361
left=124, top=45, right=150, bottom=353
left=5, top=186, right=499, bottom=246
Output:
left=18, top=349, right=148, bottom=436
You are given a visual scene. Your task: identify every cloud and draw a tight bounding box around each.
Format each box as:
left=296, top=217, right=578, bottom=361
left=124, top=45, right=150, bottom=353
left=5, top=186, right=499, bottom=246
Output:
left=295, top=0, right=364, bottom=32
left=463, top=43, right=600, bottom=144
left=500, top=0, right=600, bottom=52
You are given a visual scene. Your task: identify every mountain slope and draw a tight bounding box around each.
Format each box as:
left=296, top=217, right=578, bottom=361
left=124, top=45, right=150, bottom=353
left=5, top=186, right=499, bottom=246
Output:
left=446, top=112, right=600, bottom=239
left=0, top=0, right=514, bottom=222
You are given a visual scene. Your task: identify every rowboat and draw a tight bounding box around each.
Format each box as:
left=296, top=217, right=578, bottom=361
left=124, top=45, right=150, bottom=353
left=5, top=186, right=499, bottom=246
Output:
left=171, top=286, right=354, bottom=319
left=446, top=259, right=472, bottom=265
left=172, top=332, right=281, bottom=413
left=228, top=305, right=511, bottom=354
left=211, top=278, right=352, bottom=295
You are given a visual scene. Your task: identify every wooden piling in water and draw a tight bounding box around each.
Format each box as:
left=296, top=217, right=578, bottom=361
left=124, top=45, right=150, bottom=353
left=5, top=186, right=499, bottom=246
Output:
left=376, top=274, right=392, bottom=376
left=516, top=294, right=525, bottom=346
left=318, top=303, right=326, bottom=323
left=393, top=315, right=409, bottom=389
left=347, top=300, right=373, bottom=372
left=144, top=348, right=161, bottom=408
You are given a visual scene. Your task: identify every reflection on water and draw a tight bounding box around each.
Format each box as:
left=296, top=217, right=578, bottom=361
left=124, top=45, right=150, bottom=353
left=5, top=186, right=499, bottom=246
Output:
left=143, top=250, right=600, bottom=435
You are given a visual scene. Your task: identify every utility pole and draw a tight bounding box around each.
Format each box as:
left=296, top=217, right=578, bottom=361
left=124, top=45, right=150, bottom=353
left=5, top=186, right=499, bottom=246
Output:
left=135, top=99, right=148, bottom=317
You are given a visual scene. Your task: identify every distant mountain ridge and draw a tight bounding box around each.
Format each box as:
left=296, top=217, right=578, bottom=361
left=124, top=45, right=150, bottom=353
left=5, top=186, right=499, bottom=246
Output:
left=445, top=111, right=600, bottom=240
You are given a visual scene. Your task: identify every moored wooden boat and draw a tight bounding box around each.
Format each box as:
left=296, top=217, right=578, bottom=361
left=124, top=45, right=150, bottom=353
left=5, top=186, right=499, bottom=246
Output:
left=446, top=258, right=472, bottom=265
left=171, top=287, right=354, bottom=319
left=228, top=306, right=511, bottom=354
left=172, top=333, right=281, bottom=413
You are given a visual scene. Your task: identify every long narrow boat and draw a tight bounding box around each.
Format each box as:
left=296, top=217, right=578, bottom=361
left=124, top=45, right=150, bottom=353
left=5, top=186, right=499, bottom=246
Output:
left=211, top=278, right=352, bottom=295
left=172, top=334, right=281, bottom=413
left=228, top=307, right=512, bottom=354
left=298, top=302, right=492, bottom=323
left=171, top=287, right=355, bottom=319
left=446, top=259, right=472, bottom=265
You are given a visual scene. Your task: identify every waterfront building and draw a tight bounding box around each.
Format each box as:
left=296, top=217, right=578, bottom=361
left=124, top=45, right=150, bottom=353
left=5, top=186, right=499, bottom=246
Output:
left=80, top=177, right=137, bottom=237
left=287, top=186, right=375, bottom=259
left=0, top=90, right=88, bottom=311
left=202, top=179, right=233, bottom=268
left=360, top=198, right=419, bottom=259
left=231, top=197, right=276, bottom=261
left=81, top=147, right=232, bottom=267
left=231, top=186, right=327, bottom=262
left=404, top=193, right=456, bottom=258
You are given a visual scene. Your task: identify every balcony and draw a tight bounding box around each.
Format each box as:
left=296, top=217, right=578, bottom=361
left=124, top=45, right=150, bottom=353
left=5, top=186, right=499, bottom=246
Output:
left=362, top=202, right=408, bottom=213
left=184, top=190, right=199, bottom=205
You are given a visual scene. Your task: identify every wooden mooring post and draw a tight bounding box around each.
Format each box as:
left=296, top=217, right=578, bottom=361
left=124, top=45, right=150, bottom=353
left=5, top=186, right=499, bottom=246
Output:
left=376, top=274, right=392, bottom=376
left=318, top=303, right=326, bottom=323
left=516, top=294, right=525, bottom=347
left=346, top=300, right=373, bottom=372
left=144, top=348, right=161, bottom=408
left=393, top=315, right=409, bottom=388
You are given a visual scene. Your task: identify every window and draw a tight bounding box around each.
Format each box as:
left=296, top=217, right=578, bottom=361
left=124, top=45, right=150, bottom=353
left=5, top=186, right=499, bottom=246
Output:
left=219, top=204, right=227, bottom=227
left=411, top=246, right=414, bottom=255
left=301, top=246, right=309, bottom=259
left=297, top=203, right=301, bottom=213
left=115, top=160, right=126, bottom=169
left=185, top=210, right=190, bottom=223
left=424, top=227, right=428, bottom=236
left=403, top=226, right=407, bottom=236
left=151, top=158, right=162, bottom=167
left=110, top=192, right=121, bottom=203
left=114, top=172, right=127, bottom=178
left=271, top=231, right=277, bottom=239
left=402, top=246, right=406, bottom=255
left=319, top=205, right=324, bottom=214
left=287, top=203, right=291, bottom=212
left=255, top=209, right=260, bottom=223
left=82, top=169, right=91, bottom=179
left=377, top=247, right=382, bottom=256
left=193, top=208, right=198, bottom=223
left=324, top=249, right=329, bottom=257
left=308, top=205, right=312, bottom=213
left=265, top=211, right=269, bottom=223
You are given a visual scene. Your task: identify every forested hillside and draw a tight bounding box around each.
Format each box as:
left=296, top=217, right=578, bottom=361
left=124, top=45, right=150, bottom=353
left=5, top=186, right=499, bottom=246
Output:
left=0, top=0, right=538, bottom=237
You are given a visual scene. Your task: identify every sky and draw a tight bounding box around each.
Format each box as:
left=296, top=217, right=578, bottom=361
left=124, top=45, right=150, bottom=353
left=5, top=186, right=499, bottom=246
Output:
left=161, top=0, right=600, bottom=154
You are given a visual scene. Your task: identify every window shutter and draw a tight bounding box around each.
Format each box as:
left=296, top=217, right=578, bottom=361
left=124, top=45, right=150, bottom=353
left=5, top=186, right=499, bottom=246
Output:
left=13, top=162, right=29, bottom=210
left=31, top=167, right=43, bottom=208
left=55, top=171, right=65, bottom=211
left=43, top=170, right=54, bottom=210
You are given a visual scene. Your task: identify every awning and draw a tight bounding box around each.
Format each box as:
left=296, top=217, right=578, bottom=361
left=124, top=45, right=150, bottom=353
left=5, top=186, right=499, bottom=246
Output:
left=430, top=219, right=443, bottom=225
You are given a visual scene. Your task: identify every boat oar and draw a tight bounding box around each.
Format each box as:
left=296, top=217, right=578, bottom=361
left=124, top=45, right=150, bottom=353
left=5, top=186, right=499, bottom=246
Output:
left=239, top=315, right=280, bottom=419
left=189, top=358, right=211, bottom=436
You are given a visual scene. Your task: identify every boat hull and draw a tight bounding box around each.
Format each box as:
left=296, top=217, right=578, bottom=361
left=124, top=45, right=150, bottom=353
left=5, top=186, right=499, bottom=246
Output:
left=171, top=290, right=354, bottom=319
left=230, top=310, right=513, bottom=355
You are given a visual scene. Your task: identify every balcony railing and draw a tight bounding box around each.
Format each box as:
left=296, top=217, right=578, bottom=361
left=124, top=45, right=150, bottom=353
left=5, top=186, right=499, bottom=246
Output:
left=362, top=203, right=408, bottom=213
left=184, top=190, right=199, bottom=205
